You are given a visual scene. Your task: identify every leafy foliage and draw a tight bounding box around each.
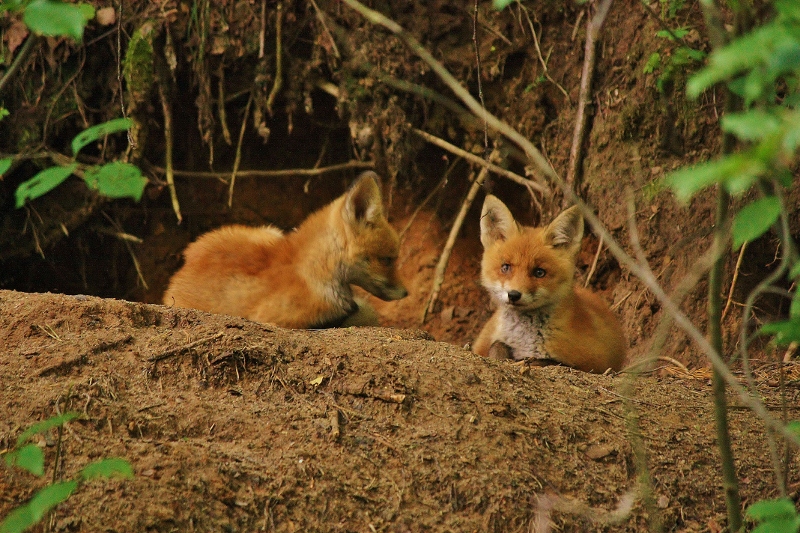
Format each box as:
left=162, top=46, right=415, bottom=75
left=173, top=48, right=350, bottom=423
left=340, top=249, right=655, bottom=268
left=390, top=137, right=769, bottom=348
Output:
left=0, top=414, right=133, bottom=533
left=746, top=498, right=800, bottom=533
left=13, top=119, right=147, bottom=208
left=14, top=165, right=77, bottom=208
left=731, top=196, right=781, bottom=248
left=21, top=0, right=94, bottom=41
left=2, top=2, right=146, bottom=209
left=71, top=118, right=133, bottom=155
left=664, top=1, right=800, bottom=523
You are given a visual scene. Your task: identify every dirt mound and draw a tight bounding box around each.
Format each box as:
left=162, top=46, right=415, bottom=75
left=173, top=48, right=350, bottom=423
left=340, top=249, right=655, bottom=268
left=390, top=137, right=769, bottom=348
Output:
left=1, top=290, right=792, bottom=532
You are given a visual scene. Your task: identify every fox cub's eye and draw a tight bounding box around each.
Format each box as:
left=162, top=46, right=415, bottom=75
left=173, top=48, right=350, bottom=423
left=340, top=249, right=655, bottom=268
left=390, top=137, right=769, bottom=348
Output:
left=378, top=256, right=395, bottom=267
left=532, top=267, right=546, bottom=278
left=500, top=263, right=511, bottom=274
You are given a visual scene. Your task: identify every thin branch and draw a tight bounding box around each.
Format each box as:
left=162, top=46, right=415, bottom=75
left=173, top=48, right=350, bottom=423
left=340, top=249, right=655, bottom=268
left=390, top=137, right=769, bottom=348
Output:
left=0, top=34, right=39, bottom=96
left=411, top=128, right=549, bottom=196
left=158, top=74, right=182, bottom=224
left=565, top=0, right=614, bottom=206
left=722, top=241, right=747, bottom=320
left=472, top=0, right=489, bottom=158
left=101, top=212, right=148, bottom=290
left=422, top=156, right=494, bottom=322
left=259, top=0, right=267, bottom=59
left=147, top=159, right=373, bottom=179
left=584, top=235, right=604, bottom=288
left=266, top=2, right=283, bottom=115
left=228, top=92, right=253, bottom=208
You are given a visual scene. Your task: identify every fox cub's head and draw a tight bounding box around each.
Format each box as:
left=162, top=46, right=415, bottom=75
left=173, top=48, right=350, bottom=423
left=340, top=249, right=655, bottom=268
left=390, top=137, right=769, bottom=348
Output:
left=480, top=195, right=583, bottom=311
left=341, top=171, right=408, bottom=301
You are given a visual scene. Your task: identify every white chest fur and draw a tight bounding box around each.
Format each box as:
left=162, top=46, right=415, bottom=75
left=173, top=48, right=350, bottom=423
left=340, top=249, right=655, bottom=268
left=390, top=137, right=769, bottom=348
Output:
left=494, top=307, right=551, bottom=361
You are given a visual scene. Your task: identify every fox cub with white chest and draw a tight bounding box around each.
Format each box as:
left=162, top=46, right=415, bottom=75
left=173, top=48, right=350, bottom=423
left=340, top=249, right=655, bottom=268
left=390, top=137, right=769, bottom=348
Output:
left=163, top=171, right=407, bottom=328
left=473, top=196, right=626, bottom=373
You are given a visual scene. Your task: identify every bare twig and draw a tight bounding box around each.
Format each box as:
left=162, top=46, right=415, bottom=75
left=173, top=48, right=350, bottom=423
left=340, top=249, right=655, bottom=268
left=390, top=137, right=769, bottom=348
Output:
left=584, top=234, right=603, bottom=287
left=721, top=241, right=747, bottom=320
left=266, top=2, right=283, bottom=115
left=565, top=0, right=614, bottom=206
left=218, top=67, right=233, bottom=145
left=158, top=75, right=182, bottom=224
left=783, top=343, right=798, bottom=363
left=341, top=0, right=800, bottom=450
left=472, top=0, right=489, bottom=158
left=148, top=159, right=373, bottom=179
left=411, top=128, right=549, bottom=196
left=258, top=0, right=267, bottom=59
left=228, top=92, right=254, bottom=208
left=423, top=154, right=495, bottom=321
left=101, top=212, right=148, bottom=290
left=0, top=34, right=39, bottom=96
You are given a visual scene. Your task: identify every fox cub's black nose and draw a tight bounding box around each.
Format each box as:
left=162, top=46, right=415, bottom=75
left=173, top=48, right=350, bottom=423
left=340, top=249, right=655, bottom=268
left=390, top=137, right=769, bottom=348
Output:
left=507, top=290, right=522, bottom=303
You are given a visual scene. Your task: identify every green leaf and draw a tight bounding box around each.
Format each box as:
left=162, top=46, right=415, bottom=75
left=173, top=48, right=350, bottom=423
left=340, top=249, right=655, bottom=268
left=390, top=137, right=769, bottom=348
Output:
left=790, top=261, right=800, bottom=280
left=15, top=165, right=78, bottom=208
left=791, top=290, right=800, bottom=319
left=687, top=24, right=795, bottom=98
left=71, top=118, right=133, bottom=155
left=0, top=481, right=79, bottom=533
left=776, top=0, right=800, bottom=20
left=732, top=197, right=781, bottom=248
left=0, top=505, right=35, bottom=533
left=747, top=498, right=798, bottom=521
left=722, top=110, right=782, bottom=141
left=0, top=157, right=12, bottom=176
left=788, top=421, right=800, bottom=440
left=5, top=444, right=45, bottom=476
left=665, top=154, right=763, bottom=202
left=644, top=52, right=661, bottom=74
left=752, top=518, right=800, bottom=533
left=80, top=458, right=134, bottom=480
left=23, top=0, right=89, bottom=41
left=27, top=481, right=77, bottom=522
left=82, top=162, right=147, bottom=201
left=492, top=0, right=515, bottom=10
left=761, top=319, right=800, bottom=345
left=78, top=3, right=95, bottom=21
left=17, top=412, right=80, bottom=446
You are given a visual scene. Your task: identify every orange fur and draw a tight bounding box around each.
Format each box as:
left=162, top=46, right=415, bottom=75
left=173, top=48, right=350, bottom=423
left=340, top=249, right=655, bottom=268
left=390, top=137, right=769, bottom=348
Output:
left=163, top=172, right=407, bottom=328
left=473, top=196, right=626, bottom=373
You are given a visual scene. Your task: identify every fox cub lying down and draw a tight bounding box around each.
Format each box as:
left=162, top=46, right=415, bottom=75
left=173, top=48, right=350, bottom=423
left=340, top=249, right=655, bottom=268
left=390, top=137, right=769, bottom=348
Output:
left=473, top=196, right=626, bottom=373
left=163, top=171, right=407, bottom=329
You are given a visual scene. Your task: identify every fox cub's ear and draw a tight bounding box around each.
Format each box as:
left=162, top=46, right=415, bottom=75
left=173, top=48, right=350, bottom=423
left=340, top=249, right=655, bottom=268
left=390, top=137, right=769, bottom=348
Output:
left=344, top=171, right=384, bottom=226
left=545, top=205, right=584, bottom=254
left=481, top=195, right=518, bottom=249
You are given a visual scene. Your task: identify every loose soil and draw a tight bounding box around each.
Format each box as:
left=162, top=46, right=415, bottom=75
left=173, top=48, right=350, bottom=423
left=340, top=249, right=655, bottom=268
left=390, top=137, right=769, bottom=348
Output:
left=2, top=289, right=798, bottom=532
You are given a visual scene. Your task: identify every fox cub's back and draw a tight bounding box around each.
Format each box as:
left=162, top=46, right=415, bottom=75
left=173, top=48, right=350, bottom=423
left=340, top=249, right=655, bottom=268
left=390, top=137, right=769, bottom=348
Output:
left=163, top=171, right=407, bottom=329
left=473, top=196, right=626, bottom=373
